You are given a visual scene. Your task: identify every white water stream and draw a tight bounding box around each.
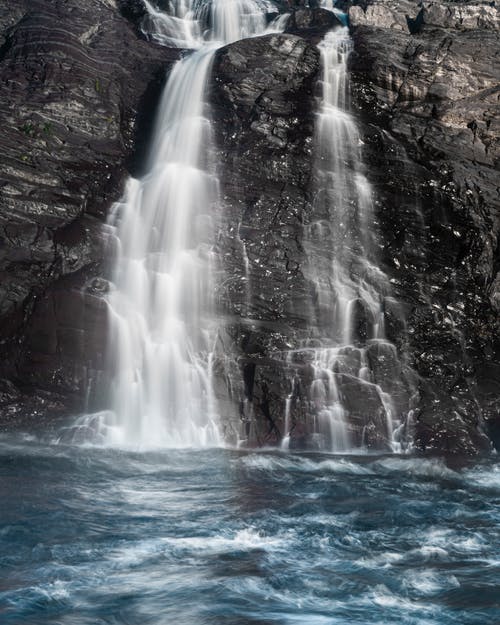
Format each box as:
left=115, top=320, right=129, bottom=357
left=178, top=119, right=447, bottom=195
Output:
left=75, top=0, right=277, bottom=448
left=283, top=26, right=405, bottom=452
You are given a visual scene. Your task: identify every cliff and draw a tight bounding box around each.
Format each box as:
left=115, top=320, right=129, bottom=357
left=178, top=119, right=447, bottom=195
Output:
left=349, top=0, right=500, bottom=453
left=0, top=0, right=177, bottom=427
left=0, top=0, right=498, bottom=454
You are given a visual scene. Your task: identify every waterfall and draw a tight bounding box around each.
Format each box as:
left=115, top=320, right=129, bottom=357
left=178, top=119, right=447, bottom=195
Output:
left=68, top=0, right=410, bottom=452
left=285, top=26, right=407, bottom=453
left=84, top=0, right=277, bottom=448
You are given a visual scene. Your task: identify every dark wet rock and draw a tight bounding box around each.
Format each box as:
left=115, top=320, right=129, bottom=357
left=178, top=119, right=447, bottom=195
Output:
left=0, top=0, right=177, bottom=419
left=285, top=8, right=342, bottom=40
left=209, top=27, right=415, bottom=452
left=209, top=33, right=321, bottom=446
left=0, top=1, right=28, bottom=48
left=0, top=376, right=70, bottom=434
left=209, top=1, right=500, bottom=455
left=211, top=32, right=319, bottom=330
left=349, top=0, right=500, bottom=454
left=117, top=0, right=148, bottom=27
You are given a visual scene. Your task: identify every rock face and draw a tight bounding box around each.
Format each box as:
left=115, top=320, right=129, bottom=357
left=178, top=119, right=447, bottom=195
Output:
left=207, top=1, right=500, bottom=454
left=347, top=0, right=500, bottom=454
left=209, top=26, right=412, bottom=452
left=0, top=0, right=177, bottom=425
left=285, top=8, right=342, bottom=39
left=209, top=33, right=321, bottom=446
left=0, top=0, right=498, bottom=455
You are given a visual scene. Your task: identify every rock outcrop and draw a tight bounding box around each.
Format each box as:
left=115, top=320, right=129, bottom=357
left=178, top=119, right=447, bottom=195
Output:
left=209, top=33, right=321, bottom=446
left=347, top=0, right=500, bottom=454
left=0, top=0, right=498, bottom=455
left=207, top=1, right=500, bottom=454
left=0, top=0, right=177, bottom=426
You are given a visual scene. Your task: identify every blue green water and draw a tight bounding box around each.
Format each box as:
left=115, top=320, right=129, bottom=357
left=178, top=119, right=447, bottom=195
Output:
left=1, top=436, right=499, bottom=624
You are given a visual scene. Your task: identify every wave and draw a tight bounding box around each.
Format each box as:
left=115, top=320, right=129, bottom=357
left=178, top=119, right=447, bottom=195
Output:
left=239, top=453, right=375, bottom=475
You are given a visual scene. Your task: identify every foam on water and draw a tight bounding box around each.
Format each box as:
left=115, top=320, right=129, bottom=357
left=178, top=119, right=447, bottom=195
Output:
left=163, top=528, right=288, bottom=552
left=109, top=528, right=288, bottom=567
left=1, top=445, right=499, bottom=624
left=239, top=452, right=375, bottom=475
left=402, top=570, right=460, bottom=596
left=462, top=463, right=500, bottom=491
left=372, top=456, right=460, bottom=480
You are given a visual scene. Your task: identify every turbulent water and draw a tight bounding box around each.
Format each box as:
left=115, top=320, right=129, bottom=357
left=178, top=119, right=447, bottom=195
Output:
left=1, top=438, right=499, bottom=624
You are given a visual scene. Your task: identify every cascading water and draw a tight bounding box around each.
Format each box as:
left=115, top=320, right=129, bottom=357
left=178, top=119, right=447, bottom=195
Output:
left=105, top=47, right=221, bottom=448
left=78, top=0, right=279, bottom=448
left=283, top=25, right=409, bottom=452
left=69, top=0, right=409, bottom=452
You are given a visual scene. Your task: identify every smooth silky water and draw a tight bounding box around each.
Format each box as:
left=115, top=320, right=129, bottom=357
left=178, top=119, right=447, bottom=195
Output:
left=1, top=438, right=499, bottom=624
left=77, top=0, right=281, bottom=449
left=281, top=24, right=412, bottom=454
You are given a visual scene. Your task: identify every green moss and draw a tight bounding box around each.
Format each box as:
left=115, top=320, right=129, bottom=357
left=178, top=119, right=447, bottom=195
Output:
left=20, top=122, right=35, bottom=137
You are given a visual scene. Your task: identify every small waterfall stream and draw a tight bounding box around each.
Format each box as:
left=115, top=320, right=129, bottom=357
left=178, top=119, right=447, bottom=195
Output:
left=282, top=26, right=409, bottom=452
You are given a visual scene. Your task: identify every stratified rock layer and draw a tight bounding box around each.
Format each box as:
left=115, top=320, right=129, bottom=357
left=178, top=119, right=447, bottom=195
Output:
left=0, top=0, right=177, bottom=425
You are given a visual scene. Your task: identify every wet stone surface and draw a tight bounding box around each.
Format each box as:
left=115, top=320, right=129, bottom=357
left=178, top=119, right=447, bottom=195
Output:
left=0, top=0, right=499, bottom=456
